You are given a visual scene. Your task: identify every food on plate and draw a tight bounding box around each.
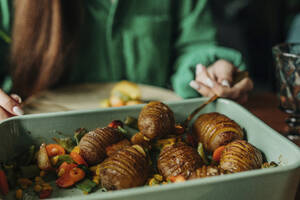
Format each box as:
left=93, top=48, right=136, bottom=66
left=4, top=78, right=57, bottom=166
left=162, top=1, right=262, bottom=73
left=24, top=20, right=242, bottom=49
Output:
left=157, top=143, right=203, bottom=179
left=220, top=140, right=263, bottom=173
left=100, top=81, right=142, bottom=108
left=0, top=101, right=277, bottom=199
left=138, top=101, right=175, bottom=140
left=79, top=127, right=124, bottom=165
left=99, top=145, right=150, bottom=190
left=193, top=112, right=244, bottom=152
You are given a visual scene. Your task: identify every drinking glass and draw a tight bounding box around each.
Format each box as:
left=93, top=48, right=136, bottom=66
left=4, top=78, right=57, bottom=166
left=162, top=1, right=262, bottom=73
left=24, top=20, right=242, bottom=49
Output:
left=273, top=43, right=300, bottom=145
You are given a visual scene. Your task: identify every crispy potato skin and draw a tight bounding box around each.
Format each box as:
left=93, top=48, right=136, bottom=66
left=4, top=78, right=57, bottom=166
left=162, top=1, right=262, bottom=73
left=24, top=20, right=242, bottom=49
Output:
left=157, top=143, right=203, bottom=179
left=99, top=145, right=149, bottom=190
left=220, top=140, right=263, bottom=173
left=189, top=165, right=225, bottom=179
left=138, top=101, right=175, bottom=140
left=193, top=112, right=244, bottom=152
left=79, top=127, right=124, bottom=165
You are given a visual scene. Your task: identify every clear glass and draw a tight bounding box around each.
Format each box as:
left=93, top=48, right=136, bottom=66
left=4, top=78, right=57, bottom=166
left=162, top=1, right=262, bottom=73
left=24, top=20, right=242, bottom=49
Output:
left=273, top=43, right=300, bottom=144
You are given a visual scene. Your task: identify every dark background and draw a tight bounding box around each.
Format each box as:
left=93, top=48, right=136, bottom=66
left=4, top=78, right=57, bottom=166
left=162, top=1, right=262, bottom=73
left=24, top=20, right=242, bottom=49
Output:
left=210, top=0, right=300, bottom=92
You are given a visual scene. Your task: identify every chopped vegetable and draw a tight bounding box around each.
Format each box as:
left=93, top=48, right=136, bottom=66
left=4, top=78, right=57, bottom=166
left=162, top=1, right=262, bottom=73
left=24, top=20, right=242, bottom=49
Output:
left=76, top=179, right=97, bottom=194
left=53, top=137, right=76, bottom=153
left=70, top=151, right=88, bottom=166
left=261, top=161, right=278, bottom=168
left=69, top=168, right=85, bottom=182
left=108, top=120, right=123, bottom=129
left=56, top=166, right=85, bottom=188
left=71, top=146, right=80, bottom=154
left=197, top=143, right=209, bottom=165
left=57, top=162, right=77, bottom=177
left=39, top=189, right=52, bottom=199
left=16, top=188, right=23, bottom=199
left=56, top=155, right=74, bottom=167
left=17, top=178, right=32, bottom=189
left=212, top=145, right=225, bottom=162
left=0, top=168, right=9, bottom=195
left=46, top=144, right=66, bottom=157
left=20, top=165, right=40, bottom=179
left=109, top=96, right=126, bottom=107
left=74, top=128, right=88, bottom=145
left=167, top=175, right=186, bottom=183
left=124, top=116, right=138, bottom=130
left=37, top=143, right=53, bottom=171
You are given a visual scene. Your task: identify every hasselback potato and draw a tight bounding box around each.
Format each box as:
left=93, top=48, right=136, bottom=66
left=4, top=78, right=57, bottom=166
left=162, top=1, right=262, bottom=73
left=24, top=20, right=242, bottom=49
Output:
left=189, top=165, right=225, bottom=179
left=157, top=143, right=203, bottom=179
left=193, top=112, right=244, bottom=152
left=220, top=140, right=263, bottom=173
left=99, top=145, right=150, bottom=190
left=79, top=127, right=124, bottom=165
left=138, top=101, right=175, bottom=140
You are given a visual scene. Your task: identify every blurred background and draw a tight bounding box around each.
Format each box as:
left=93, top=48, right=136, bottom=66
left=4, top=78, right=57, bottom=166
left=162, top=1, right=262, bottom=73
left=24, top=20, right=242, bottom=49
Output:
left=210, top=0, right=300, bottom=92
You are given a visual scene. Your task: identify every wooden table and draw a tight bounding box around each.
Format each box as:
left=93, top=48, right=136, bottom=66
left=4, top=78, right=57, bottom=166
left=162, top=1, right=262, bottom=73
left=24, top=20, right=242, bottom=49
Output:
left=243, top=91, right=300, bottom=200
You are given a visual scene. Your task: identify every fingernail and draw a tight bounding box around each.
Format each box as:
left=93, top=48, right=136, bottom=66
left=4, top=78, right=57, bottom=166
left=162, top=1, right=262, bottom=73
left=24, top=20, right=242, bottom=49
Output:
left=204, top=78, right=214, bottom=88
left=11, top=94, right=22, bottom=104
left=196, top=64, right=204, bottom=75
left=189, top=80, right=200, bottom=90
left=221, top=80, right=230, bottom=87
left=13, top=106, right=24, bottom=116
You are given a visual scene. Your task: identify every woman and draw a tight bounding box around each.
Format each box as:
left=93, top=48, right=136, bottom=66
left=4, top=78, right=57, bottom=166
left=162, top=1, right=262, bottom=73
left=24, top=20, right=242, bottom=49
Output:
left=0, top=0, right=252, bottom=120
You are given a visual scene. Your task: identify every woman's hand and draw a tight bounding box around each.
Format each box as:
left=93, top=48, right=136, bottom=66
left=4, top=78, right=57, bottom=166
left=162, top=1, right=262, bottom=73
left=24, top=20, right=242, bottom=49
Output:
left=0, top=89, right=24, bottom=120
left=189, top=59, right=253, bottom=104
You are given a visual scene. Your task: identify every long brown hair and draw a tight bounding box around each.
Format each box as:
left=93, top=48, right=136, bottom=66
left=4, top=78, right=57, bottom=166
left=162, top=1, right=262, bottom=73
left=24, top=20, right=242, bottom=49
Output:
left=11, top=0, right=83, bottom=98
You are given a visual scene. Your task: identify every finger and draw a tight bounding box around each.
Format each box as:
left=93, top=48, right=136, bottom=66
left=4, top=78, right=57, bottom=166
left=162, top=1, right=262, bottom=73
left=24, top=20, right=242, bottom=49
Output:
left=195, top=64, right=216, bottom=88
left=210, top=60, right=235, bottom=83
left=10, top=94, right=22, bottom=104
left=0, top=106, right=14, bottom=121
left=232, top=77, right=254, bottom=94
left=0, top=89, right=24, bottom=116
left=189, top=80, right=215, bottom=97
left=211, top=77, right=253, bottom=99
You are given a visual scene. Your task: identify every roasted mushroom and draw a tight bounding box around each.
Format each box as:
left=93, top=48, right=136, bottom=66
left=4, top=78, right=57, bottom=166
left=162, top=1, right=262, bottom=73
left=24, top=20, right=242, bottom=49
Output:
left=193, top=112, right=244, bottom=152
left=138, top=101, right=175, bottom=140
left=189, top=165, right=225, bottom=179
left=157, top=143, right=203, bottom=179
left=220, top=140, right=263, bottom=173
left=79, top=127, right=124, bottom=165
left=99, top=145, right=150, bottom=190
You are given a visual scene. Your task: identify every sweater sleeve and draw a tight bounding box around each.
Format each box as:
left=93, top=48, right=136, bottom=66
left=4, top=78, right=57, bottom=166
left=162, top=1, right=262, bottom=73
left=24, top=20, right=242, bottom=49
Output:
left=171, top=0, right=246, bottom=99
left=0, top=0, right=12, bottom=92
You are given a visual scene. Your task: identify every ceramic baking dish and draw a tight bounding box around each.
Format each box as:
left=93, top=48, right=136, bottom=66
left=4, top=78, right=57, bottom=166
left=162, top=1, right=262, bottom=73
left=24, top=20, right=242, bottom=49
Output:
left=0, top=98, right=299, bottom=200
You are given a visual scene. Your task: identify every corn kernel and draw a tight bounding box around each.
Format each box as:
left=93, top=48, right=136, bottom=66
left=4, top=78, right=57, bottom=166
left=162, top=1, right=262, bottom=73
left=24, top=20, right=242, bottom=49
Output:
left=148, top=178, right=159, bottom=186
left=35, top=176, right=44, bottom=183
left=92, top=176, right=100, bottom=185
left=42, top=183, right=51, bottom=187
left=16, top=189, right=23, bottom=200
left=95, top=167, right=101, bottom=176
left=43, top=185, right=53, bottom=191
left=154, top=174, right=163, bottom=182
left=72, top=146, right=80, bottom=153
left=51, top=155, right=59, bottom=166
left=34, top=184, right=42, bottom=193
left=40, top=170, right=46, bottom=177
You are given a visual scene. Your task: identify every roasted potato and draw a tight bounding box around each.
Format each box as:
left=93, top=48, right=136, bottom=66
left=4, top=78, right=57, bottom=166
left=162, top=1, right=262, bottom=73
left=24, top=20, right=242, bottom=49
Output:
left=189, top=165, right=225, bottom=179
left=99, top=145, right=150, bottom=190
left=138, top=101, right=175, bottom=140
left=220, top=140, right=263, bottom=173
left=79, top=127, right=124, bottom=165
left=157, top=143, right=203, bottom=179
left=193, top=112, right=244, bottom=152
